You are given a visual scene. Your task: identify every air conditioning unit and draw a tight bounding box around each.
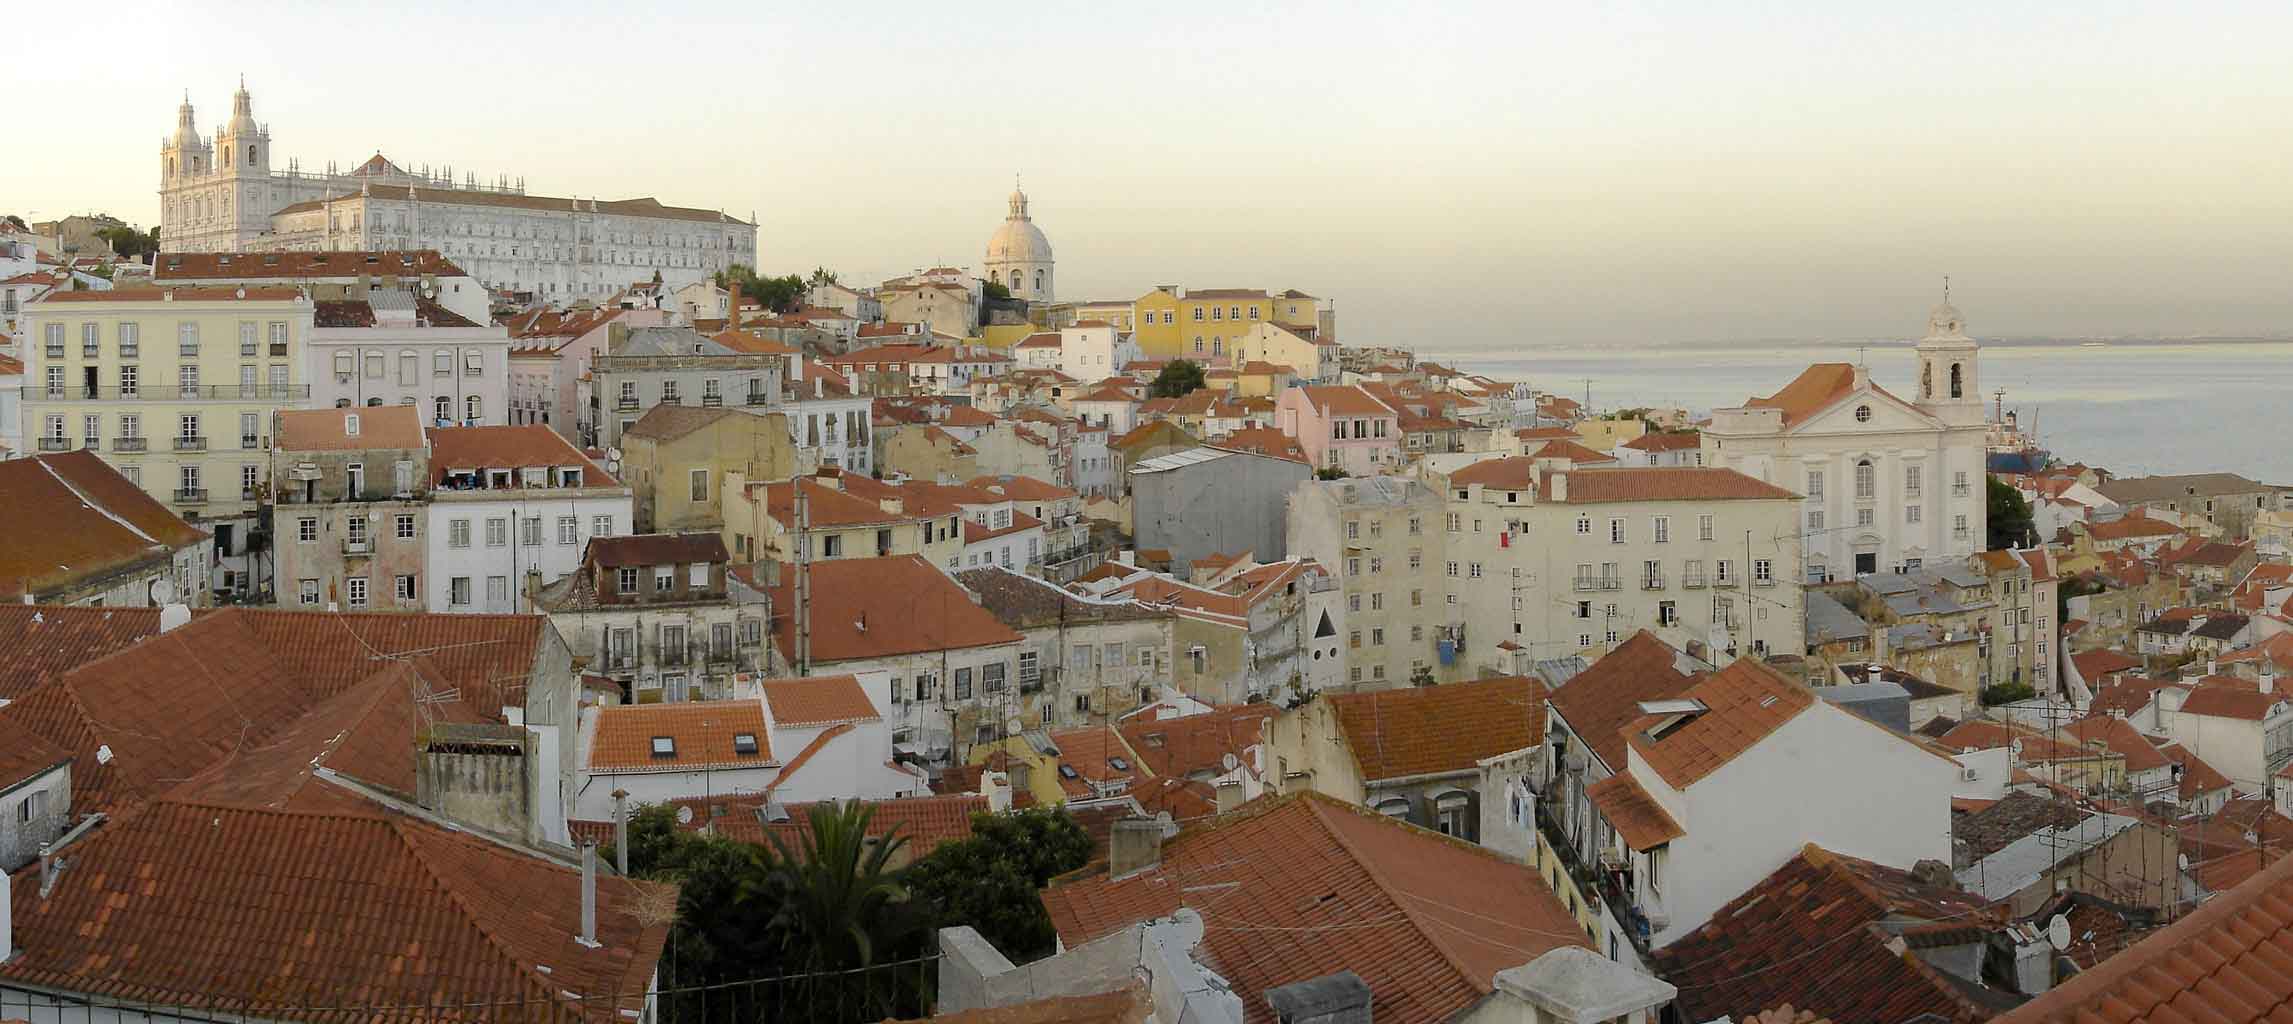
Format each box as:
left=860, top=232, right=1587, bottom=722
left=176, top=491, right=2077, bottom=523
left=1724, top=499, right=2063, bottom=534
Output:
left=1961, top=766, right=1979, bottom=782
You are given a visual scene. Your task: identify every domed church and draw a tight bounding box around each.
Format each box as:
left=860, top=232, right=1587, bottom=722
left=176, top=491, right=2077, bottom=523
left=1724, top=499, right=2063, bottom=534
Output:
left=984, top=182, right=1054, bottom=303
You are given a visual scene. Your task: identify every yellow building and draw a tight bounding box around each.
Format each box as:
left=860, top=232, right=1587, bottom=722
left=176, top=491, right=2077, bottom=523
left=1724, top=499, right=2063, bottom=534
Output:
left=979, top=322, right=1036, bottom=351
left=620, top=404, right=797, bottom=533
left=1129, top=286, right=1324, bottom=362
left=1233, top=321, right=1333, bottom=382
left=22, top=286, right=314, bottom=523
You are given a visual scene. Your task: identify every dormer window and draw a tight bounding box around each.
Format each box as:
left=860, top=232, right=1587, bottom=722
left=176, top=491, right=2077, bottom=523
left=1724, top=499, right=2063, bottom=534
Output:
left=650, top=736, right=676, bottom=758
left=732, top=733, right=759, bottom=756
left=655, top=567, right=674, bottom=592
left=559, top=467, right=583, bottom=486
left=617, top=567, right=638, bottom=594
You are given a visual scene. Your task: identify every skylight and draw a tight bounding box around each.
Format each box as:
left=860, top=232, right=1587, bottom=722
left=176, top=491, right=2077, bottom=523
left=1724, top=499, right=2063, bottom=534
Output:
left=650, top=736, right=676, bottom=758
left=733, top=733, right=759, bottom=755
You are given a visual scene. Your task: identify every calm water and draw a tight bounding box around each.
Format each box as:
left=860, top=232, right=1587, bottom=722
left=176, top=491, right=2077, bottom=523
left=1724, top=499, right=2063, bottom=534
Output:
left=1434, top=340, right=2293, bottom=484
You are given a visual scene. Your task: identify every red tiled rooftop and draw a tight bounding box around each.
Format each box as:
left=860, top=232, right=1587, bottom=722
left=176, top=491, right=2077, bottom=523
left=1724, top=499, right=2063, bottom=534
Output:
left=1327, top=676, right=1545, bottom=783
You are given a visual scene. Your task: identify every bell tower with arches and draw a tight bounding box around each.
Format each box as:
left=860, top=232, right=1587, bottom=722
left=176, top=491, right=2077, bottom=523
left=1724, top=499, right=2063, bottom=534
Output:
left=1914, top=284, right=1982, bottom=428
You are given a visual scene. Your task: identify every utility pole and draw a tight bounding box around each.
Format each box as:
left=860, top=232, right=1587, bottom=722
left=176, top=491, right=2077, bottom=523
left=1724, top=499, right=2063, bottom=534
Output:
left=794, top=474, right=811, bottom=676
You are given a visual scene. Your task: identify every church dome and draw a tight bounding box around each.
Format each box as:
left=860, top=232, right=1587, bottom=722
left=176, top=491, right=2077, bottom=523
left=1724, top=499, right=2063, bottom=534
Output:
left=1925, top=300, right=1968, bottom=340
left=985, top=188, right=1053, bottom=264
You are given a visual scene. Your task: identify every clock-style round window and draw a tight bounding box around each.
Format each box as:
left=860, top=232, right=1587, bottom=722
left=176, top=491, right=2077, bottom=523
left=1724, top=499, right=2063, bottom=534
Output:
left=1854, top=405, right=1872, bottom=422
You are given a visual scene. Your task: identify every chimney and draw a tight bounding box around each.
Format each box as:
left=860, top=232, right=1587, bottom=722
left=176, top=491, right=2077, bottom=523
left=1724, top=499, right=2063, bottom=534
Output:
left=612, top=788, right=631, bottom=875
left=577, top=841, right=602, bottom=948
left=1109, top=817, right=1164, bottom=880
left=1215, top=780, right=1246, bottom=814
left=1867, top=664, right=1883, bottom=686
left=813, top=374, right=824, bottom=399
left=1549, top=471, right=1567, bottom=503
left=37, top=842, right=56, bottom=897
left=2264, top=665, right=2276, bottom=695
left=158, top=602, right=192, bottom=634
left=1265, top=970, right=1373, bottom=1024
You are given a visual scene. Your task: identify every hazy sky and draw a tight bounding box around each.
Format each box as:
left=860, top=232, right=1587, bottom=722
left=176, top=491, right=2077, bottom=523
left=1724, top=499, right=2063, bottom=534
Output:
left=11, top=1, right=2293, bottom=348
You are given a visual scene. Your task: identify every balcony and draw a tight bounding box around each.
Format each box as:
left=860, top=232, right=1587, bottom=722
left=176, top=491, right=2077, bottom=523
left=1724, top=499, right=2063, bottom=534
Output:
left=1681, top=573, right=1708, bottom=588
left=701, top=395, right=723, bottom=407
left=342, top=538, right=373, bottom=556
left=81, top=345, right=99, bottom=358
left=614, top=398, right=640, bottom=411
left=35, top=437, right=69, bottom=452
left=1571, top=577, right=1622, bottom=592
left=18, top=385, right=311, bottom=402
left=174, top=488, right=208, bottom=504
left=1534, top=794, right=1652, bottom=960
left=746, top=393, right=770, bottom=406
left=242, top=435, right=262, bottom=450
left=270, top=342, right=289, bottom=357
left=173, top=436, right=208, bottom=452
left=1641, top=577, right=1666, bottom=591
left=113, top=437, right=148, bottom=452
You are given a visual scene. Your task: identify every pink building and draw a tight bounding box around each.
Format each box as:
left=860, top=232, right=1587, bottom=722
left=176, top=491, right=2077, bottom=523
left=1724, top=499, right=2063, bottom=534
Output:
left=505, top=306, right=666, bottom=446
left=1277, top=385, right=1399, bottom=475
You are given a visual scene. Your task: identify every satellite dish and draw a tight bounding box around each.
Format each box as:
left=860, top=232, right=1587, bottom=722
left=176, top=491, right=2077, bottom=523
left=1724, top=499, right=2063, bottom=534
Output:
left=1221, top=752, right=1240, bottom=772
left=2179, top=852, right=2192, bottom=871
left=675, top=805, right=694, bottom=825
left=2046, top=914, right=2072, bottom=950
left=149, top=577, right=176, bottom=605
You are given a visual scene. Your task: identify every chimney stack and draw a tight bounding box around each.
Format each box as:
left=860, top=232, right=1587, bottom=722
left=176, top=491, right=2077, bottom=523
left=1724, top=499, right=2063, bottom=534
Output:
left=37, top=842, right=56, bottom=897
left=1110, top=817, right=1165, bottom=880
left=577, top=841, right=602, bottom=948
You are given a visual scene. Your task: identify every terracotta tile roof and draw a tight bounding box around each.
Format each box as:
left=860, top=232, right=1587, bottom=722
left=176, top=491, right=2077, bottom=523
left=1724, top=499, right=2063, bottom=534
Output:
left=589, top=699, right=771, bottom=770
left=275, top=404, right=426, bottom=451
left=584, top=532, right=726, bottom=568
left=1544, top=632, right=1706, bottom=772
left=706, top=327, right=800, bottom=354
left=1047, top=725, right=1149, bottom=798
left=1116, top=705, right=1275, bottom=781
left=760, top=793, right=988, bottom=860
left=0, top=451, right=209, bottom=602
left=1522, top=438, right=1620, bottom=465
left=1211, top=426, right=1307, bottom=463
left=0, top=712, right=71, bottom=792
left=895, top=984, right=1150, bottom=1024
left=429, top=425, right=616, bottom=486
left=1296, top=385, right=1395, bottom=418
left=1327, top=676, right=1546, bottom=783
left=1513, top=426, right=1583, bottom=440
left=2061, top=715, right=2169, bottom=773
left=0, top=352, right=21, bottom=375
left=1042, top=793, right=1590, bottom=1024
left=1585, top=772, right=1683, bottom=850
left=954, top=567, right=1167, bottom=630
left=767, top=555, right=1021, bottom=663
left=0, top=796, right=669, bottom=1022
left=1743, top=362, right=1858, bottom=427
left=1542, top=467, right=1797, bottom=503
left=2089, top=675, right=2172, bottom=719
left=2069, top=648, right=2142, bottom=682
left=156, top=249, right=469, bottom=281
left=1994, top=834, right=2293, bottom=1023
left=1626, top=658, right=1815, bottom=789
left=1621, top=431, right=1702, bottom=451
left=965, top=473, right=1079, bottom=502
left=1448, top=456, right=1539, bottom=489
left=2083, top=513, right=2182, bottom=541
left=37, top=285, right=304, bottom=303
left=1932, top=719, right=2096, bottom=764
left=2178, top=685, right=2286, bottom=721
left=759, top=674, right=880, bottom=727
left=1657, top=845, right=2002, bottom=1024
left=169, top=660, right=490, bottom=809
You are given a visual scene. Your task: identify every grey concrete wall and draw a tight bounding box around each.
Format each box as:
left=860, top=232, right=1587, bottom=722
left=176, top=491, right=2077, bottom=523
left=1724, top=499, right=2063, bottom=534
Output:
left=1132, top=453, right=1310, bottom=571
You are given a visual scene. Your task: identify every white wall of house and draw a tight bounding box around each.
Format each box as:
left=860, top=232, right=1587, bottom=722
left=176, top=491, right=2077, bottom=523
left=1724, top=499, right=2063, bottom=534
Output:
left=425, top=492, right=630, bottom=613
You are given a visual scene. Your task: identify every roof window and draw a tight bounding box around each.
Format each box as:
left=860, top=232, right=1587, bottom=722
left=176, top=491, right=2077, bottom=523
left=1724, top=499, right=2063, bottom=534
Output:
left=733, top=733, right=759, bottom=755
left=1057, top=764, right=1080, bottom=780
left=1109, top=757, right=1131, bottom=772
left=650, top=736, right=676, bottom=758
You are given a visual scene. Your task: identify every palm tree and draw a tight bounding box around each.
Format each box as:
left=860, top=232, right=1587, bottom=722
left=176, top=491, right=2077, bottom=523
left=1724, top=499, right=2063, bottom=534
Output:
left=759, top=801, right=930, bottom=1016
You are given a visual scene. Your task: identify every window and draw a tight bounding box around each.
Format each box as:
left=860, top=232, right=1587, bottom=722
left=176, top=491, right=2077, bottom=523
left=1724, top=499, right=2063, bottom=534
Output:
left=298, top=579, right=319, bottom=606
left=1643, top=560, right=1663, bottom=588
left=485, top=518, right=508, bottom=547
left=1659, top=600, right=1679, bottom=627
left=1753, top=559, right=1773, bottom=584
left=1408, top=516, right=1422, bottom=535
left=297, top=517, right=318, bottom=542
left=1346, top=520, right=1359, bottom=540
left=1854, top=404, right=1872, bottom=422
left=345, top=515, right=369, bottom=547
left=983, top=663, right=1007, bottom=692
left=177, top=321, right=199, bottom=356
left=558, top=516, right=578, bottom=545
left=1905, top=465, right=1922, bottom=498
left=655, top=567, right=675, bottom=592
left=450, top=577, right=472, bottom=606
left=1716, top=560, right=1733, bottom=584
left=1435, top=792, right=1473, bottom=839
left=1018, top=651, right=1040, bottom=689
left=1652, top=516, right=1670, bottom=543
left=118, top=322, right=139, bottom=356
left=395, top=574, right=416, bottom=601
left=1906, top=505, right=1922, bottom=524
left=1954, top=514, right=1970, bottom=536
left=1446, top=512, right=1461, bottom=532
left=1855, top=459, right=1875, bottom=499
left=1609, top=518, right=1626, bottom=544
left=1699, top=513, right=1717, bottom=541
left=593, top=514, right=614, bottom=537
left=617, top=567, right=639, bottom=594
left=1809, top=510, right=1826, bottom=530
left=954, top=667, right=974, bottom=699
left=1856, top=508, right=1874, bottom=527
left=1953, top=471, right=1970, bottom=496
left=1469, top=562, right=1483, bottom=579
left=391, top=513, right=415, bottom=540
left=486, top=576, right=509, bottom=605
left=1445, top=561, right=1460, bottom=578
left=1807, top=470, right=1824, bottom=497
left=449, top=519, right=471, bottom=548
left=521, top=517, right=543, bottom=546
left=346, top=576, right=369, bottom=608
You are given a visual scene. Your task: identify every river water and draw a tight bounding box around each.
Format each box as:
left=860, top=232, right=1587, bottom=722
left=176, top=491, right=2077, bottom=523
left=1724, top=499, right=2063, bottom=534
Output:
left=1435, top=340, right=2293, bottom=484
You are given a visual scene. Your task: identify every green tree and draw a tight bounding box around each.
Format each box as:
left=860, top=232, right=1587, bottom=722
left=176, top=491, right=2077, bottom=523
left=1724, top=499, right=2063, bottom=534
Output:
left=1987, top=476, right=2036, bottom=550
left=808, top=266, right=839, bottom=288
left=906, top=807, right=1092, bottom=962
left=1149, top=359, right=1207, bottom=398
left=712, top=264, right=806, bottom=313
left=981, top=279, right=1012, bottom=301
left=1315, top=466, right=1350, bottom=480
left=760, top=802, right=933, bottom=1017
left=94, top=223, right=159, bottom=259
left=1410, top=664, right=1437, bottom=687
left=1981, top=681, right=2036, bottom=706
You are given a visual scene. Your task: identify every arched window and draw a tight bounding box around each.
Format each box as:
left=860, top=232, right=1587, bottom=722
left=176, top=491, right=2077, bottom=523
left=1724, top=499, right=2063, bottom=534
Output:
left=1855, top=459, right=1876, bottom=499
left=1009, top=270, right=1021, bottom=290
left=1375, top=798, right=1410, bottom=819
left=247, top=144, right=256, bottom=165
left=1949, top=363, right=1963, bottom=399
left=334, top=398, right=352, bottom=409
left=1033, top=269, right=1043, bottom=293
left=1920, top=362, right=1932, bottom=399
left=466, top=395, right=483, bottom=422
left=222, top=149, right=230, bottom=169
left=434, top=396, right=451, bottom=423
left=365, top=397, right=383, bottom=407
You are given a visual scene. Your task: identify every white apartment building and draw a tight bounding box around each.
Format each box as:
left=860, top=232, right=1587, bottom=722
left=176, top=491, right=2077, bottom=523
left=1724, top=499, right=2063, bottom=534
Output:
left=424, top=425, right=632, bottom=613
left=1056, top=321, right=1139, bottom=380
left=1702, top=301, right=1989, bottom=581
left=307, top=292, right=509, bottom=424
left=1439, top=460, right=1806, bottom=671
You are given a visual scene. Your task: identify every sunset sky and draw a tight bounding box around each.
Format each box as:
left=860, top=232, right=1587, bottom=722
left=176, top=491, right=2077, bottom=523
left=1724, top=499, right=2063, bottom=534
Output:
left=11, top=1, right=2291, bottom=347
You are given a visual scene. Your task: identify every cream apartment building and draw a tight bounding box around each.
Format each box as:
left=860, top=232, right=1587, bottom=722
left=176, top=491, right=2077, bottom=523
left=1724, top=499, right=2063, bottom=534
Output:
left=1438, top=459, right=1805, bottom=672
left=1287, top=475, right=1444, bottom=690
left=22, top=286, right=315, bottom=595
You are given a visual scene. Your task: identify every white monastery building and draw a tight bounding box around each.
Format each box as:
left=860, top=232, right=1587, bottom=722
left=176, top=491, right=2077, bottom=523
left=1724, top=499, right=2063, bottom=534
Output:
left=1701, top=299, right=1989, bottom=582
left=158, top=81, right=755, bottom=300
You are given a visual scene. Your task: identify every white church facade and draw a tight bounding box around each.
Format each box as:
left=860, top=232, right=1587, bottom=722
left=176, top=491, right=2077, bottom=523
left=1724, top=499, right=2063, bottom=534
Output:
left=159, top=82, right=755, bottom=300
left=1701, top=300, right=1990, bottom=581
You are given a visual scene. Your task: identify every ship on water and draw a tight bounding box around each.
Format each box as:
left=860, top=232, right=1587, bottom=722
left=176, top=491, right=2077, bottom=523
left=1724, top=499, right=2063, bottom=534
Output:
left=1985, top=388, right=2051, bottom=473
